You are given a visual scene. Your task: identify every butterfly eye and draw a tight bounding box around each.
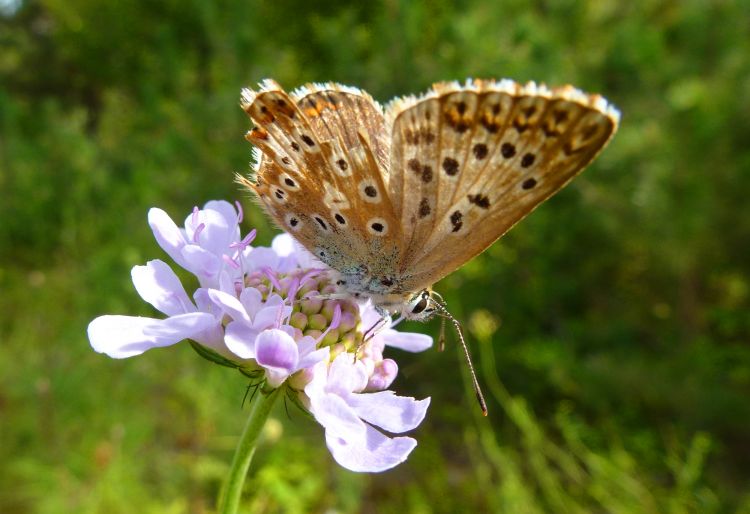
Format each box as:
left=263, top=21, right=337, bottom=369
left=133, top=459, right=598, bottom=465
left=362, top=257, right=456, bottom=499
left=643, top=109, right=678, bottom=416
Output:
left=411, top=297, right=429, bottom=315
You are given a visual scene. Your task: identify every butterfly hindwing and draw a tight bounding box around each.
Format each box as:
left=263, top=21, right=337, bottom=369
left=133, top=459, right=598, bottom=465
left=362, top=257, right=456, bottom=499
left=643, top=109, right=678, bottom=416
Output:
left=387, top=93, right=442, bottom=264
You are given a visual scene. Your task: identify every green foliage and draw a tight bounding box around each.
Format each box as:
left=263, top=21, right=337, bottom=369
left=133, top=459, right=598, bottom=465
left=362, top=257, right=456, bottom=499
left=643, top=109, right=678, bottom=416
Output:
left=2, top=0, right=749, bottom=512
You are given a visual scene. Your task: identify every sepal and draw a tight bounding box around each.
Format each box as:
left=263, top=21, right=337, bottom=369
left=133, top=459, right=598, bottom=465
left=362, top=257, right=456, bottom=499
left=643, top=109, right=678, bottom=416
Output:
left=189, top=340, right=239, bottom=368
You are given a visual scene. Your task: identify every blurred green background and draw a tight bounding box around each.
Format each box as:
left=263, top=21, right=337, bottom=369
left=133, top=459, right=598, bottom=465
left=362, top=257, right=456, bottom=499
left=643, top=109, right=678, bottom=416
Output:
left=2, top=0, right=749, bottom=512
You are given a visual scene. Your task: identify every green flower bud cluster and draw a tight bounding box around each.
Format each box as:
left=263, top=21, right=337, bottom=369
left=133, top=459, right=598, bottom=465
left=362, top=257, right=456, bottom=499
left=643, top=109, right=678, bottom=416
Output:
left=245, top=269, right=364, bottom=357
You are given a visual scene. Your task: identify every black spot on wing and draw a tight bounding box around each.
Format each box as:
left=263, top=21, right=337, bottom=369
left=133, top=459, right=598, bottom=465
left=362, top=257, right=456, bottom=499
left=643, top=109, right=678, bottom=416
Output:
left=468, top=194, right=490, bottom=209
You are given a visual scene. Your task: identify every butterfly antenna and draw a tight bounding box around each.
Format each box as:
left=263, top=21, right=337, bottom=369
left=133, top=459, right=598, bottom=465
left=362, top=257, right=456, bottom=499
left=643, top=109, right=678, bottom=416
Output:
left=433, top=302, right=488, bottom=416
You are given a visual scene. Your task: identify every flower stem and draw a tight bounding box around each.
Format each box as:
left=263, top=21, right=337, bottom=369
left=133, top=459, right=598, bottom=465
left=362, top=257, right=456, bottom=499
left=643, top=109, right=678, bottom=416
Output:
left=218, top=386, right=281, bottom=514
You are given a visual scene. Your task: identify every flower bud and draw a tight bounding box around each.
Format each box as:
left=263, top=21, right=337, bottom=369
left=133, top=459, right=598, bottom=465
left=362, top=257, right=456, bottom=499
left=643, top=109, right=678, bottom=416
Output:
left=301, top=294, right=323, bottom=315
left=246, top=275, right=262, bottom=287
left=297, top=278, right=319, bottom=297
left=338, top=311, right=357, bottom=332
left=340, top=331, right=356, bottom=350
left=366, top=358, right=398, bottom=391
left=321, top=300, right=339, bottom=321
left=308, top=313, right=327, bottom=331
left=321, top=283, right=337, bottom=295
left=290, top=312, right=308, bottom=330
left=329, top=343, right=346, bottom=360
left=288, top=367, right=314, bottom=390
left=278, top=276, right=293, bottom=295
left=322, top=328, right=339, bottom=346
left=304, top=329, right=322, bottom=340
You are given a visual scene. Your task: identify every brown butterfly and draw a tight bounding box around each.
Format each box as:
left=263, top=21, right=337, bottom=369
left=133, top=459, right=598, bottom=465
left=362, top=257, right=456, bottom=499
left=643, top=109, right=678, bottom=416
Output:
left=239, top=79, right=619, bottom=413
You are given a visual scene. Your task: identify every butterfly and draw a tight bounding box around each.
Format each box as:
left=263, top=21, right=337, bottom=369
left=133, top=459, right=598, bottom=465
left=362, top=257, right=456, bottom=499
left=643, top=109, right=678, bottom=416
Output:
left=239, top=78, right=619, bottom=412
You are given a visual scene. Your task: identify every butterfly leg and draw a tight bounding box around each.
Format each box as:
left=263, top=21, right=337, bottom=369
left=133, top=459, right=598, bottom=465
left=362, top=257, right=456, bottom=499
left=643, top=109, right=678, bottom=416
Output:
left=350, top=309, right=393, bottom=362
left=300, top=292, right=351, bottom=301
left=362, top=312, right=391, bottom=342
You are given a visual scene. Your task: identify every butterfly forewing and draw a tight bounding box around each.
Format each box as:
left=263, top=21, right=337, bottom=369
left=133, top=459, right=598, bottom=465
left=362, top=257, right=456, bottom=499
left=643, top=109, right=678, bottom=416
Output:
left=386, top=80, right=619, bottom=291
left=295, top=86, right=390, bottom=172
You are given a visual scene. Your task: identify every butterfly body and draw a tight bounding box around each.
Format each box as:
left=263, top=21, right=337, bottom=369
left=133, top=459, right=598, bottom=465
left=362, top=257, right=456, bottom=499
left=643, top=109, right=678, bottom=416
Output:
left=239, top=79, right=619, bottom=319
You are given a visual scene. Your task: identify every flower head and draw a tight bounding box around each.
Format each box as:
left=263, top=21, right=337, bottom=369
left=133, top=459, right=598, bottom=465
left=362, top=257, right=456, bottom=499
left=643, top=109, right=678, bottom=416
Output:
left=87, top=200, right=432, bottom=472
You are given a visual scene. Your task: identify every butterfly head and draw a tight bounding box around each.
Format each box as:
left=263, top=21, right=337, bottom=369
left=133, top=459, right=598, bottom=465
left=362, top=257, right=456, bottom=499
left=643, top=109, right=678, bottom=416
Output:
left=403, top=289, right=438, bottom=321
left=401, top=288, right=489, bottom=415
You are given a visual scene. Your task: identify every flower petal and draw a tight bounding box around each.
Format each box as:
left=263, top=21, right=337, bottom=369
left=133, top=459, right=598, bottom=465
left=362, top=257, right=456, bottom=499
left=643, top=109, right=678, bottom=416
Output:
left=380, top=329, right=433, bottom=353
left=348, top=391, right=430, bottom=433
left=329, top=304, right=342, bottom=330
left=218, top=269, right=239, bottom=295
left=148, top=208, right=189, bottom=269
left=296, top=336, right=330, bottom=370
left=326, top=353, right=369, bottom=395
left=239, top=287, right=263, bottom=318
left=252, top=301, right=290, bottom=331
left=245, top=247, right=280, bottom=273
left=358, top=302, right=385, bottom=330
left=309, top=389, right=367, bottom=441
left=185, top=208, right=238, bottom=258
left=191, top=321, right=233, bottom=357
left=290, top=237, right=326, bottom=270
left=131, top=260, right=194, bottom=316
left=326, top=425, right=417, bottom=473
left=203, top=200, right=239, bottom=228
left=208, top=289, right=252, bottom=325
left=224, top=321, right=259, bottom=359
left=193, top=288, right=217, bottom=315
left=255, top=329, right=299, bottom=387
left=301, top=348, right=330, bottom=371
left=88, top=313, right=216, bottom=358
left=271, top=233, right=296, bottom=257
left=271, top=233, right=299, bottom=272
left=181, top=245, right=222, bottom=284
left=188, top=291, right=236, bottom=358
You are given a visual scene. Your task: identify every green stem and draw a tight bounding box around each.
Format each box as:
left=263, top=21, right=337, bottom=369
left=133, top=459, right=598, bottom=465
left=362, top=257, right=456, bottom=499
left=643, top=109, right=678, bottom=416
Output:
left=218, top=386, right=281, bottom=514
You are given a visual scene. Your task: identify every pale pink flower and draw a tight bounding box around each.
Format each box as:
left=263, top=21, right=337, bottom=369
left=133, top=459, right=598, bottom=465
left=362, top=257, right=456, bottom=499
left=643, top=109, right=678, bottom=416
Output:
left=87, top=201, right=433, bottom=472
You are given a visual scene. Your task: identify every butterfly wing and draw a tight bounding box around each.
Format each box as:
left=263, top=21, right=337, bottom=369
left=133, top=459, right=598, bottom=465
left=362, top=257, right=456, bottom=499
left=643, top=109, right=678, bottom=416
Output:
left=239, top=80, right=403, bottom=280
left=387, top=79, right=619, bottom=291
